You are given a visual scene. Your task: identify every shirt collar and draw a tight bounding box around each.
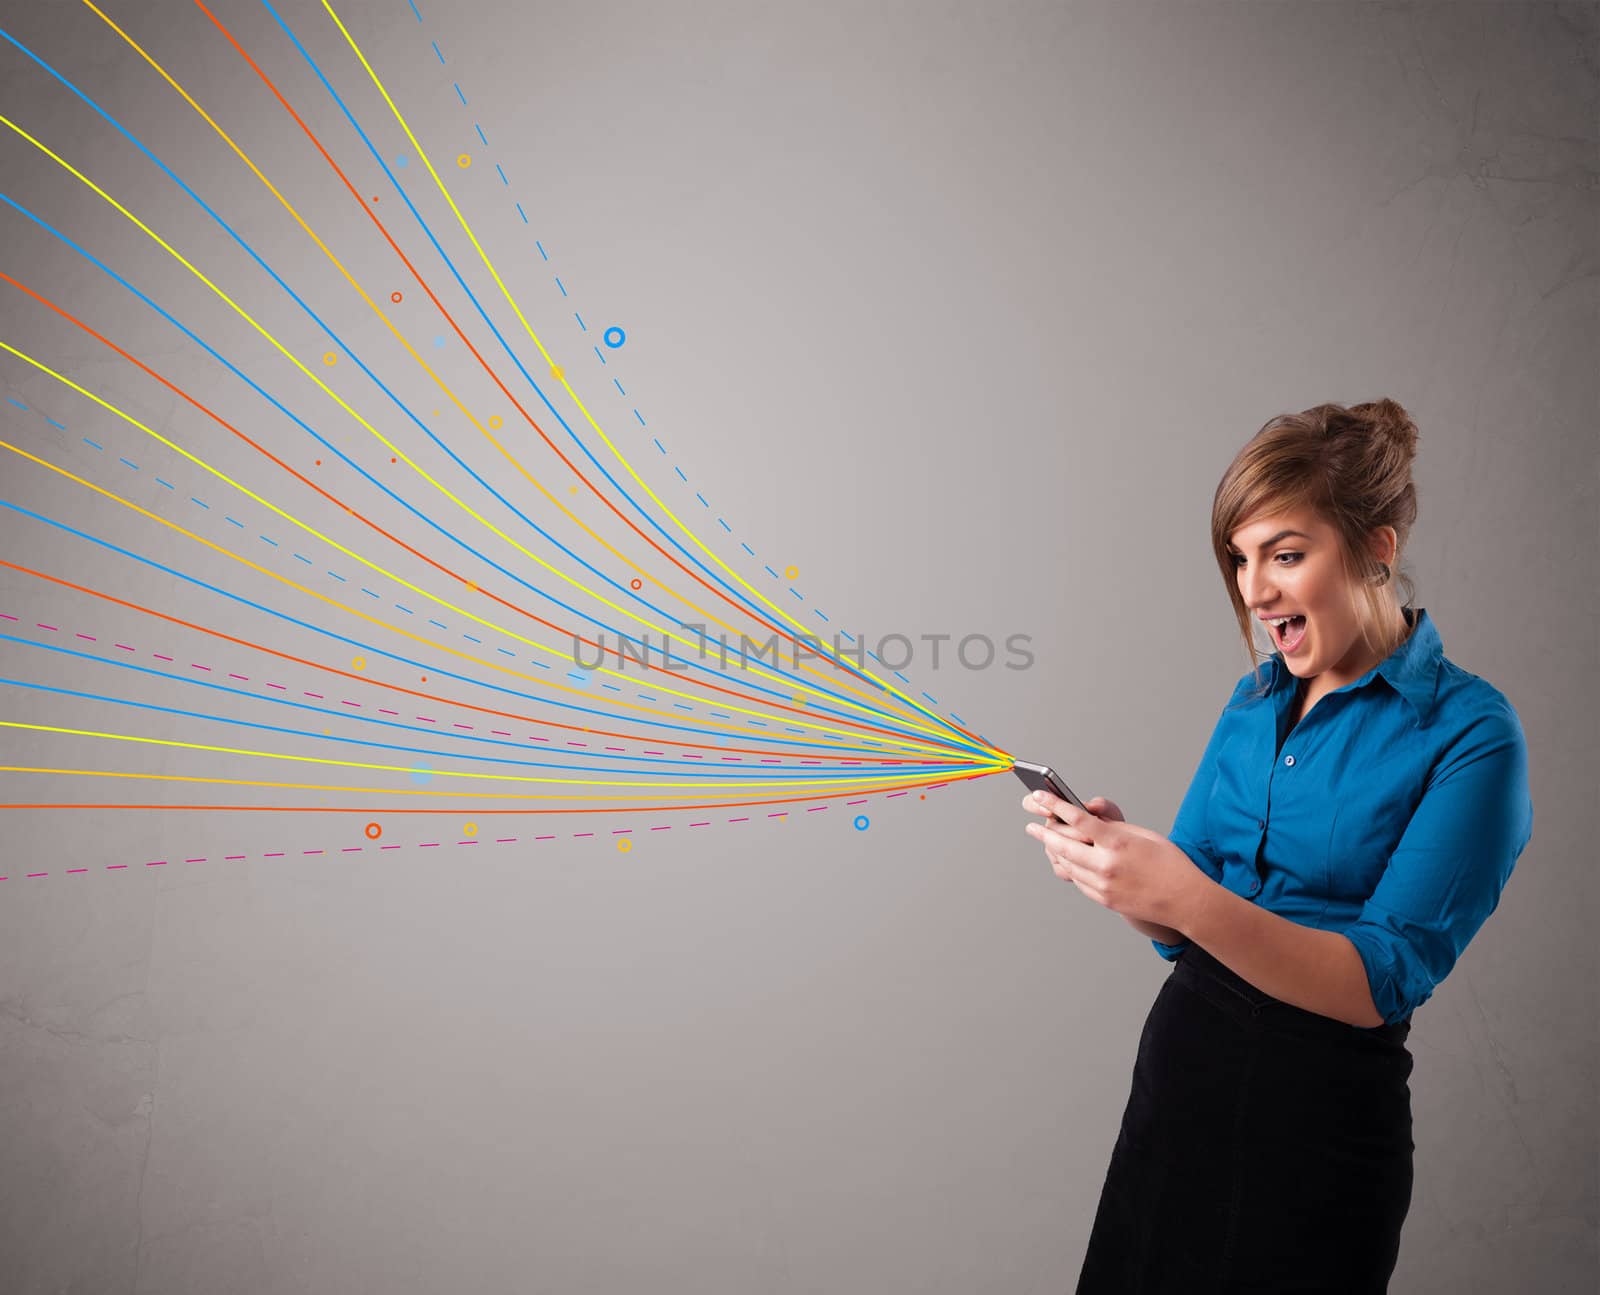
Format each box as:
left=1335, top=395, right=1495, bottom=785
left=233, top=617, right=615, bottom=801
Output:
left=1268, top=605, right=1444, bottom=726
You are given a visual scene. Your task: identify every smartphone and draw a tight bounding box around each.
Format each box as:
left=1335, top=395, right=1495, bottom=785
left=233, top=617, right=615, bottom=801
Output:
left=1010, top=759, right=1089, bottom=814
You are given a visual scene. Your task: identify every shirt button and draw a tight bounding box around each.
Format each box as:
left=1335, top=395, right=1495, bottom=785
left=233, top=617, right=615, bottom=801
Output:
left=1256, top=818, right=1266, bottom=829
left=1284, top=754, right=1296, bottom=766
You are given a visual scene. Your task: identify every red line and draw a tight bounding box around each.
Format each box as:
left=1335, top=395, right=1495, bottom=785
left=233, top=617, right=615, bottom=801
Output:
left=190, top=0, right=991, bottom=755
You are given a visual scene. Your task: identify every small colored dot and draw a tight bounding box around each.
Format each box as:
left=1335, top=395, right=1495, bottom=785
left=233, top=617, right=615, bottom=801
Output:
left=365, top=822, right=383, bottom=839
left=352, top=657, right=366, bottom=670
left=390, top=291, right=403, bottom=303
left=853, top=815, right=870, bottom=831
left=488, top=415, right=502, bottom=429
left=395, top=155, right=409, bottom=168
left=569, top=485, right=579, bottom=495
left=617, top=838, right=633, bottom=853
left=629, top=578, right=642, bottom=590
left=784, top=565, right=799, bottom=579
left=602, top=326, right=626, bottom=348
left=464, top=823, right=478, bottom=837
left=314, top=459, right=321, bottom=466
left=420, top=676, right=427, bottom=682
left=457, top=153, right=472, bottom=168
left=323, top=352, right=337, bottom=365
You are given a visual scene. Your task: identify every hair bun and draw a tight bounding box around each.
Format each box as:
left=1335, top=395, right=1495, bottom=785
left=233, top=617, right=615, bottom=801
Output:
left=1354, top=397, right=1420, bottom=460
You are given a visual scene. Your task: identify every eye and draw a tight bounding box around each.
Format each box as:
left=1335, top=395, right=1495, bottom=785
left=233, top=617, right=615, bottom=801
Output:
left=1230, top=552, right=1303, bottom=567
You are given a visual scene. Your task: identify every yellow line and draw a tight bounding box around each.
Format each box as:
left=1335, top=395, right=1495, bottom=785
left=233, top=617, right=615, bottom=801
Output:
left=58, top=0, right=956, bottom=743
left=0, top=383, right=973, bottom=762
left=0, top=724, right=1001, bottom=792
left=320, top=0, right=1006, bottom=763
left=0, top=765, right=1004, bottom=800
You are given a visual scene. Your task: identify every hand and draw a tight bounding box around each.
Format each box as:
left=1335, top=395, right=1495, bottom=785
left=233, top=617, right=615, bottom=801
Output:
left=1019, top=789, right=1201, bottom=929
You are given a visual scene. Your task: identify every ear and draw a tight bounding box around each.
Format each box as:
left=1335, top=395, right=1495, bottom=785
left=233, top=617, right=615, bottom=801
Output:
left=1369, top=524, right=1398, bottom=567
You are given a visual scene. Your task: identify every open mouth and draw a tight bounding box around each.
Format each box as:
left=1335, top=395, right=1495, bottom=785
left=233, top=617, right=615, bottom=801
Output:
left=1270, top=615, right=1308, bottom=653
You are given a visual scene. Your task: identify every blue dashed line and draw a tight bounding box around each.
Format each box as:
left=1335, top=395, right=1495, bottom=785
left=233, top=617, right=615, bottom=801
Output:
left=6, top=397, right=27, bottom=411
left=428, top=619, right=447, bottom=629
left=191, top=497, right=208, bottom=509
left=225, top=516, right=244, bottom=529
left=462, top=634, right=481, bottom=644
left=328, top=571, right=346, bottom=582
left=260, top=535, right=279, bottom=548
left=497, top=647, right=515, bottom=657
left=395, top=603, right=414, bottom=615
left=295, top=554, right=312, bottom=564
left=361, top=588, right=380, bottom=600
left=83, top=437, right=103, bottom=451
left=405, top=13, right=982, bottom=752
left=119, top=456, right=138, bottom=470
left=45, top=417, right=65, bottom=431
left=155, top=477, right=174, bottom=490
left=454, top=82, right=467, bottom=106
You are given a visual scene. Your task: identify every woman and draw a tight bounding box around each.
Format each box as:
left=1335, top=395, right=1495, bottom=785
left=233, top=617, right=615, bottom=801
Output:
left=1021, top=399, right=1535, bottom=1293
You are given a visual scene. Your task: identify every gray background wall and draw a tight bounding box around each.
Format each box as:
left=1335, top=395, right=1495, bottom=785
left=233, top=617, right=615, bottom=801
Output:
left=0, top=1, right=1594, bottom=1291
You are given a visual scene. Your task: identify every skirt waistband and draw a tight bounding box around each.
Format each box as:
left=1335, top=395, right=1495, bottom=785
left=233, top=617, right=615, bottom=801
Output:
left=1175, top=942, right=1412, bottom=1043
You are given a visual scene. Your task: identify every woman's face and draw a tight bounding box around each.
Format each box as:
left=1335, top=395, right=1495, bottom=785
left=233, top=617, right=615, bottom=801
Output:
left=1227, top=508, right=1397, bottom=691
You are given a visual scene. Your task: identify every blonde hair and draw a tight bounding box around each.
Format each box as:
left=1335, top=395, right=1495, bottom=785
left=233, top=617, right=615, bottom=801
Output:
left=1212, top=399, right=1420, bottom=700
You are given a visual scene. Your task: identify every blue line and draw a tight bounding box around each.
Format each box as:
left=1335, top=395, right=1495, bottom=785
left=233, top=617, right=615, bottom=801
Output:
left=0, top=500, right=951, bottom=759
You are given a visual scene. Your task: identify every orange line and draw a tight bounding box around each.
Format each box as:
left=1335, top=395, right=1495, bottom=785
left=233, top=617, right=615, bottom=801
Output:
left=0, top=557, right=949, bottom=768
left=0, top=270, right=974, bottom=757
left=0, top=769, right=998, bottom=813
left=191, top=0, right=993, bottom=755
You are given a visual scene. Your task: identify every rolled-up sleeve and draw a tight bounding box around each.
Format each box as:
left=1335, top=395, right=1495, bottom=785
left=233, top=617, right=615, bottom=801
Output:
left=1152, top=684, right=1237, bottom=962
left=1341, top=701, right=1534, bottom=1024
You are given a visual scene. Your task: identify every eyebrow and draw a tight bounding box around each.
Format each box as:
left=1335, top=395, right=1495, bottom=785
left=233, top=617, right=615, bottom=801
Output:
left=1227, top=528, right=1312, bottom=553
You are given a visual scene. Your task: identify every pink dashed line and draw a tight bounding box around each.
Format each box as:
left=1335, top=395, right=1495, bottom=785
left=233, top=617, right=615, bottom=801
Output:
left=76, top=633, right=96, bottom=642
left=303, top=691, right=324, bottom=699
left=303, top=849, right=324, bottom=856
left=68, top=868, right=87, bottom=874
left=147, top=861, right=167, bottom=867
left=265, top=852, right=285, bottom=858
left=341, top=700, right=361, bottom=708
left=494, top=838, right=517, bottom=844
left=115, top=644, right=134, bottom=652
left=612, top=828, right=632, bottom=835
left=416, top=716, right=436, bottom=724
left=490, top=730, right=510, bottom=736
left=535, top=835, right=556, bottom=840
left=225, top=855, right=246, bottom=861
left=36, top=622, right=58, bottom=631
left=807, top=806, right=829, bottom=813
left=191, top=663, right=211, bottom=672
left=229, top=673, right=249, bottom=681
left=729, top=817, right=749, bottom=822
left=650, top=825, right=671, bottom=831
left=572, top=832, right=594, bottom=839
left=689, top=821, right=709, bottom=828
left=458, top=839, right=477, bottom=845
left=341, top=847, right=362, bottom=853
left=153, top=654, right=173, bottom=661
left=0, top=612, right=17, bottom=621
left=379, top=708, right=399, bottom=716
left=266, top=682, right=287, bottom=690
left=419, top=842, right=440, bottom=848
left=452, top=723, right=473, bottom=730
left=185, top=857, right=206, bottom=863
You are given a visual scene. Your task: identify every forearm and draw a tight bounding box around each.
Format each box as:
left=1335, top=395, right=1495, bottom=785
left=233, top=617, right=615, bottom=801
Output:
left=1122, top=914, right=1185, bottom=945
left=1176, top=877, right=1384, bottom=1028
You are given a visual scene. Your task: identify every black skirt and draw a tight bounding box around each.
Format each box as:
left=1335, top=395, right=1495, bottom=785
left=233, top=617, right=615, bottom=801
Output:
left=1076, top=943, right=1416, bottom=1294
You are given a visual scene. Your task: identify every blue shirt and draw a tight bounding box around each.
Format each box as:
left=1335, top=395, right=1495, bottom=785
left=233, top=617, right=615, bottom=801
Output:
left=1153, top=606, right=1534, bottom=1025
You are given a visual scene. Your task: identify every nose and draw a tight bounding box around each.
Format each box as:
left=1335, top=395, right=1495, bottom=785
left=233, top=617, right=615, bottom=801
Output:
left=1238, top=563, right=1277, bottom=613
